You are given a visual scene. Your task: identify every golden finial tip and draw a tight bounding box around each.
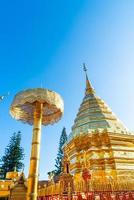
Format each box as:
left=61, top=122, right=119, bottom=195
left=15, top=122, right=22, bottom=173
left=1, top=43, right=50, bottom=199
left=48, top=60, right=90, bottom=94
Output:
left=82, top=63, right=95, bottom=95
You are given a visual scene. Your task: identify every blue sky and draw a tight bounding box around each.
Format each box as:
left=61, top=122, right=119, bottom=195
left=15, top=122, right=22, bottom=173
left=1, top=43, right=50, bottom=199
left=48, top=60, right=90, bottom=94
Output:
left=0, top=0, right=134, bottom=179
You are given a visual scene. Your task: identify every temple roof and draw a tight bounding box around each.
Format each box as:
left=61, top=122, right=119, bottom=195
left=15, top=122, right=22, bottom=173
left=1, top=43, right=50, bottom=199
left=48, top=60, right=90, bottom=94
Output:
left=68, top=66, right=128, bottom=142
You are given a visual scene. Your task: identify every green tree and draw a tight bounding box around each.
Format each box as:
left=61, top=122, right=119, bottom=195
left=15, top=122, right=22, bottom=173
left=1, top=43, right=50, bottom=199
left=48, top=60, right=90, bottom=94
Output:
left=1, top=131, right=24, bottom=178
left=55, top=127, right=68, bottom=175
left=0, top=159, right=4, bottom=179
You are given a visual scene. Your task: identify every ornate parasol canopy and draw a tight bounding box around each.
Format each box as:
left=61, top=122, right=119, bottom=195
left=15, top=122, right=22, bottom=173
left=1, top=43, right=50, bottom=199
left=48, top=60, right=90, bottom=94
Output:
left=10, top=88, right=64, bottom=125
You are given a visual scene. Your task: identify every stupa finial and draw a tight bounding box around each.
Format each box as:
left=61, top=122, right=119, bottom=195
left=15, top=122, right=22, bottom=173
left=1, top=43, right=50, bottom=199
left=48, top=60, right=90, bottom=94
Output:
left=83, top=63, right=95, bottom=95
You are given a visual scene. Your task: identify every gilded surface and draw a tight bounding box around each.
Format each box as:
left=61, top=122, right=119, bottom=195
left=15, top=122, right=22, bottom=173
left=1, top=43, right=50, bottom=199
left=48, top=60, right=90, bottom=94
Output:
left=38, top=179, right=134, bottom=196
left=10, top=88, right=64, bottom=200
left=64, top=75, right=134, bottom=185
left=10, top=88, right=64, bottom=125
left=68, top=76, right=129, bottom=141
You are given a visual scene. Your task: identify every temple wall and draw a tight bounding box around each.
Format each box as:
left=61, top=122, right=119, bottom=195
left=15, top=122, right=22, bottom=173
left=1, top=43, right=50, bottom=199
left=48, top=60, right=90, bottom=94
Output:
left=38, top=179, right=134, bottom=197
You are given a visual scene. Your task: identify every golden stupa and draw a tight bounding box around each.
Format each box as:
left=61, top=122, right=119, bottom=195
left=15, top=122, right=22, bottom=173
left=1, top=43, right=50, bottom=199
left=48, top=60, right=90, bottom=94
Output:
left=38, top=67, right=134, bottom=199
left=63, top=65, right=134, bottom=191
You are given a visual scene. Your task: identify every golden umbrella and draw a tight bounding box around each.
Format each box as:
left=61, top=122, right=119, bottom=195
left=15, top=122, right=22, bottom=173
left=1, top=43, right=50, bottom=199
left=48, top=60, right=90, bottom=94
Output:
left=10, top=88, right=64, bottom=200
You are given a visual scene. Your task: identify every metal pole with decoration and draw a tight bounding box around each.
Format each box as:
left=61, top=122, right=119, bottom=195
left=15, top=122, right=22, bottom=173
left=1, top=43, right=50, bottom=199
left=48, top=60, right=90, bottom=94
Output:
left=10, top=88, right=64, bottom=200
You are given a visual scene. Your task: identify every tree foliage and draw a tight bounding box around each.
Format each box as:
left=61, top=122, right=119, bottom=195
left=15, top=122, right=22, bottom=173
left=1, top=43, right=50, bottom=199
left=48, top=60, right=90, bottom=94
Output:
left=1, top=131, right=25, bottom=178
left=0, top=159, right=4, bottom=179
left=55, top=127, right=67, bottom=175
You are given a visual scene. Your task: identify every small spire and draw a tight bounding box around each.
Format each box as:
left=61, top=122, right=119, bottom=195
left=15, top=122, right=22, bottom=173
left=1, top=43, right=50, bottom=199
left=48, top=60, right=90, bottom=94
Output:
left=83, top=63, right=95, bottom=95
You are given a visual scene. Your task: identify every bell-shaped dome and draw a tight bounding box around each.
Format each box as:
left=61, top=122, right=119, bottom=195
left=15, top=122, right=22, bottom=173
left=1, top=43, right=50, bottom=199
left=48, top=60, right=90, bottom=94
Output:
left=68, top=66, right=128, bottom=141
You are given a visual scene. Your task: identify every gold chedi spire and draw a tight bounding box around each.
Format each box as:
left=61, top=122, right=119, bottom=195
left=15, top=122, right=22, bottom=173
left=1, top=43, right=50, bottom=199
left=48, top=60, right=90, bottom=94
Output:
left=67, top=65, right=128, bottom=141
left=83, top=63, right=95, bottom=95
